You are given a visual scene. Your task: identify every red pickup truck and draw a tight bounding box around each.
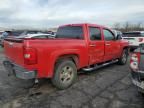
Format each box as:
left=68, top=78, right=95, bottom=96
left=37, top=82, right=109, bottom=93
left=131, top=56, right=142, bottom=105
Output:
left=3, top=23, right=129, bottom=89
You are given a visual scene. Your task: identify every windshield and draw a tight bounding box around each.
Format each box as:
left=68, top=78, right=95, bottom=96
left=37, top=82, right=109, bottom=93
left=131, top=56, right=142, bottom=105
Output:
left=123, top=32, right=144, bottom=37
left=56, top=26, right=83, bottom=39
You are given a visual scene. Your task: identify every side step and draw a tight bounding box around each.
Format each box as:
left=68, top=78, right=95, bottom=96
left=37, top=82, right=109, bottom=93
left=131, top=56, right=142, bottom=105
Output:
left=82, top=59, right=118, bottom=71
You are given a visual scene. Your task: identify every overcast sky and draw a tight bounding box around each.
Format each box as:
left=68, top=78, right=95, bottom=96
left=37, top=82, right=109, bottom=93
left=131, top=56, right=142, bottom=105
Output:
left=0, top=0, right=144, bottom=29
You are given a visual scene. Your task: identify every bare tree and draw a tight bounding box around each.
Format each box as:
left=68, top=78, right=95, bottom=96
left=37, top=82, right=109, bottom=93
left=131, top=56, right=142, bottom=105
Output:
left=112, top=22, right=144, bottom=32
left=123, top=22, right=130, bottom=32
left=113, top=23, right=121, bottom=30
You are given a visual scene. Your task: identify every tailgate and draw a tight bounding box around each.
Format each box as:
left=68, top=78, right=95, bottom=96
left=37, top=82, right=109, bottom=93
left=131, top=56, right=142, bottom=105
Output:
left=4, top=38, right=24, bottom=66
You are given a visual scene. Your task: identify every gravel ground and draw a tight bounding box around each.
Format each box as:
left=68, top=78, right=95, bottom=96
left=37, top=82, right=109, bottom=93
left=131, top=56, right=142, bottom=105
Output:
left=0, top=51, right=143, bottom=108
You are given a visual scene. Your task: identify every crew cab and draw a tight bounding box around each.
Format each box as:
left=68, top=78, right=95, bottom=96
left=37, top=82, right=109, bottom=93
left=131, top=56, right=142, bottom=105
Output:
left=130, top=43, right=144, bottom=93
left=3, top=23, right=129, bottom=89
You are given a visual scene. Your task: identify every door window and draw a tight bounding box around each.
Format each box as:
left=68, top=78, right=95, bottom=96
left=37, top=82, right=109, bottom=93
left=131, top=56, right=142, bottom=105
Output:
left=103, top=29, right=115, bottom=41
left=89, top=27, right=101, bottom=40
left=56, top=26, right=83, bottom=39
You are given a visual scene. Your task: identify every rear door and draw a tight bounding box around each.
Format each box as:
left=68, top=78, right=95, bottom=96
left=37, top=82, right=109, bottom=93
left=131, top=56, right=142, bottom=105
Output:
left=88, top=26, right=105, bottom=65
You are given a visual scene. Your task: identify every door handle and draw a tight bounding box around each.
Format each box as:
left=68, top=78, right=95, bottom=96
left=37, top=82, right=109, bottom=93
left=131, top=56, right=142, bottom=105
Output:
left=105, top=44, right=111, bottom=46
left=89, top=44, right=96, bottom=47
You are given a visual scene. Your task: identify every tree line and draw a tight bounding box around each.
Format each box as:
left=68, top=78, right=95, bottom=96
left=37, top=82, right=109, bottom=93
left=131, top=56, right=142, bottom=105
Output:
left=113, top=22, right=144, bottom=32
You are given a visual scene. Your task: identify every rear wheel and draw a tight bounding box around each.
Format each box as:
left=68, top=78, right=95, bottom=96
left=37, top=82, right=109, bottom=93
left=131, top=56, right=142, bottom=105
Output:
left=118, top=49, right=128, bottom=65
left=51, top=59, right=77, bottom=89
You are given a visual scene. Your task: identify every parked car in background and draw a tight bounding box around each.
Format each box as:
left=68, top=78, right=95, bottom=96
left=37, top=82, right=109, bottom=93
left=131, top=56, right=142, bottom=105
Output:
left=0, top=30, right=24, bottom=47
left=20, top=30, right=45, bottom=36
left=16, top=33, right=54, bottom=39
left=0, top=30, right=55, bottom=47
left=123, top=31, right=144, bottom=51
left=130, top=43, right=144, bottom=94
left=3, top=23, right=129, bottom=89
left=0, top=31, right=4, bottom=47
left=0, top=31, right=3, bottom=37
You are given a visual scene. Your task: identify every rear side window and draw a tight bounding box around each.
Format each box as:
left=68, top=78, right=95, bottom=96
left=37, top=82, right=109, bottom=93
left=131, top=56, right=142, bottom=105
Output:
left=123, top=32, right=144, bottom=37
left=56, top=26, right=83, bottom=39
left=103, top=29, right=115, bottom=41
left=89, top=27, right=101, bottom=40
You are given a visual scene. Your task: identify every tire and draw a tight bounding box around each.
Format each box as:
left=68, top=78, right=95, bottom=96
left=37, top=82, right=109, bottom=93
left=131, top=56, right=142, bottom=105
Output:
left=118, top=49, right=128, bottom=65
left=51, top=59, right=77, bottom=90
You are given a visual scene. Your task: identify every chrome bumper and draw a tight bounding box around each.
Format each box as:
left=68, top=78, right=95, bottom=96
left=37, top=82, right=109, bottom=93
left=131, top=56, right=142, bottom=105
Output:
left=132, top=79, right=144, bottom=89
left=3, top=60, right=37, bottom=80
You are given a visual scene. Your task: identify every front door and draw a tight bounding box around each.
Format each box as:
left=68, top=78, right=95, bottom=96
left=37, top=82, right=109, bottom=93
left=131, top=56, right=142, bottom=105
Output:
left=103, top=29, right=120, bottom=61
left=88, top=27, right=105, bottom=65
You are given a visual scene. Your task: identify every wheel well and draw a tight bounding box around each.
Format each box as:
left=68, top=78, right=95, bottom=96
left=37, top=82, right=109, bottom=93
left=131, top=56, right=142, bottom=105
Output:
left=55, top=54, right=79, bottom=68
left=123, top=47, right=129, bottom=54
left=123, top=46, right=128, bottom=50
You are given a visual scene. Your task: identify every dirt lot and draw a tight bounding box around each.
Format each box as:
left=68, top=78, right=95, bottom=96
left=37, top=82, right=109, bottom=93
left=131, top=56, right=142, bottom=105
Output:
left=0, top=48, right=143, bottom=108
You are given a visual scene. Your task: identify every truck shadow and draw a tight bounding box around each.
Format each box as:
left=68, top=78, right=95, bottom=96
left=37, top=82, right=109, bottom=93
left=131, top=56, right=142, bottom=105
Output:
left=27, top=63, right=128, bottom=97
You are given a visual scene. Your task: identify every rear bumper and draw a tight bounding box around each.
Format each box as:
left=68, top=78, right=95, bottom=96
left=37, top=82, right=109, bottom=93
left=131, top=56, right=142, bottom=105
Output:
left=131, top=70, right=144, bottom=89
left=3, top=60, right=37, bottom=80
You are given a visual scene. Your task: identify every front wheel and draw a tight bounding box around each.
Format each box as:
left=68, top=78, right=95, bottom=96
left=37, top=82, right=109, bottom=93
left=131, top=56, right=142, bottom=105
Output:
left=118, top=49, right=128, bottom=65
left=51, top=60, right=77, bottom=90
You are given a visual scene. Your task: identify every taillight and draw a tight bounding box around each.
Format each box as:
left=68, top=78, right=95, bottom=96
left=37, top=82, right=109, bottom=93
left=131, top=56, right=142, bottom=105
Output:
left=130, top=53, right=139, bottom=70
left=131, top=54, right=138, bottom=61
left=139, top=38, right=143, bottom=42
left=24, top=47, right=37, bottom=65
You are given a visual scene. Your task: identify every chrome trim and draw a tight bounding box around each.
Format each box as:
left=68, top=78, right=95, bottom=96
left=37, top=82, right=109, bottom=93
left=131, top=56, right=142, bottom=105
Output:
left=82, top=59, right=118, bottom=71
left=132, top=79, right=144, bottom=89
left=137, top=70, right=144, bottom=74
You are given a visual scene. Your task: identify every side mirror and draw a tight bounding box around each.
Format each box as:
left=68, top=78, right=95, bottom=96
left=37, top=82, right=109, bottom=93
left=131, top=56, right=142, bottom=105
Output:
left=116, top=34, right=122, bottom=40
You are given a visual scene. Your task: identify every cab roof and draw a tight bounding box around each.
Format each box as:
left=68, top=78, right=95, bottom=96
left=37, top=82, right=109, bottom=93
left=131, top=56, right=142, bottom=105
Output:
left=59, top=23, right=108, bottom=29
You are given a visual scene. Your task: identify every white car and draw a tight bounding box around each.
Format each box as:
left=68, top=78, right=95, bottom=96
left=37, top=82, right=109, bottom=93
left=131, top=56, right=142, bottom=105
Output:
left=123, top=31, right=144, bottom=50
left=17, top=33, right=55, bottom=39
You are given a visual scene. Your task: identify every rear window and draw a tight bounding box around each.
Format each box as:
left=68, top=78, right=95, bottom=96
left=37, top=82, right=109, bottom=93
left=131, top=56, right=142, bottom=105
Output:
left=123, top=32, right=144, bottom=37
left=56, top=26, right=83, bottom=39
